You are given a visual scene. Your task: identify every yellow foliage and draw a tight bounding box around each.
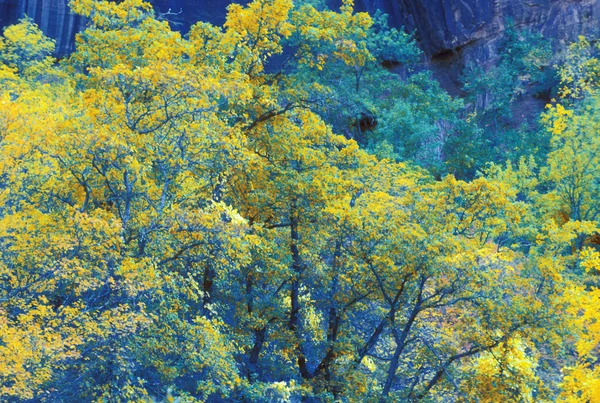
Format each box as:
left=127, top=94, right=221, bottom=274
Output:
left=0, top=17, right=55, bottom=77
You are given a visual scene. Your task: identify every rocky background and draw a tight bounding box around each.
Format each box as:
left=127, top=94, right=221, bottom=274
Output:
left=1, top=0, right=599, bottom=92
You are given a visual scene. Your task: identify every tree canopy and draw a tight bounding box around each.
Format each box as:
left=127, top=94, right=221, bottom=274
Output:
left=0, top=1, right=599, bottom=402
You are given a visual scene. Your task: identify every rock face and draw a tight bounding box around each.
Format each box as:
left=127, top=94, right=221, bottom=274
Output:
left=0, top=0, right=599, bottom=87
left=352, top=0, right=599, bottom=58
left=346, top=0, right=600, bottom=93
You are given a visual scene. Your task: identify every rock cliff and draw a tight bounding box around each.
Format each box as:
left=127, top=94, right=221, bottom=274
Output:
left=346, top=0, right=600, bottom=92
left=353, top=0, right=599, bottom=58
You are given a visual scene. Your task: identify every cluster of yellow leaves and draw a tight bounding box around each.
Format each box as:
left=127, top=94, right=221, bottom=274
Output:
left=0, top=302, right=83, bottom=400
left=558, top=286, right=600, bottom=403
left=291, top=0, right=372, bottom=69
left=70, top=0, right=153, bottom=29
left=558, top=36, right=600, bottom=100
left=486, top=34, right=600, bottom=403
left=0, top=17, right=55, bottom=77
left=464, top=336, right=545, bottom=403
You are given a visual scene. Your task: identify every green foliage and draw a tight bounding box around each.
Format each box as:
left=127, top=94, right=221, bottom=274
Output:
left=289, top=11, right=473, bottom=177
left=461, top=22, right=555, bottom=168
left=367, top=70, right=466, bottom=175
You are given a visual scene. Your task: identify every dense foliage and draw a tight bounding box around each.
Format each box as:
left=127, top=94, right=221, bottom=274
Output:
left=0, top=0, right=599, bottom=402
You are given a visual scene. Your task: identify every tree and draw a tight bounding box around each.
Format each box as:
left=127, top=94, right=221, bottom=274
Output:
left=0, top=17, right=55, bottom=78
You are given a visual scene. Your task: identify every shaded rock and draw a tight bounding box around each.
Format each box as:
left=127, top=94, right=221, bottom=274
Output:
left=340, top=0, right=600, bottom=93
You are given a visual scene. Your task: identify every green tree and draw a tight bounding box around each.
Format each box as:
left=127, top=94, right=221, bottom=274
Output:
left=461, top=23, right=554, bottom=168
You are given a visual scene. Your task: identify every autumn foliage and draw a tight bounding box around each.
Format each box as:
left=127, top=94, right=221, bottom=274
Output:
left=0, top=1, right=599, bottom=402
